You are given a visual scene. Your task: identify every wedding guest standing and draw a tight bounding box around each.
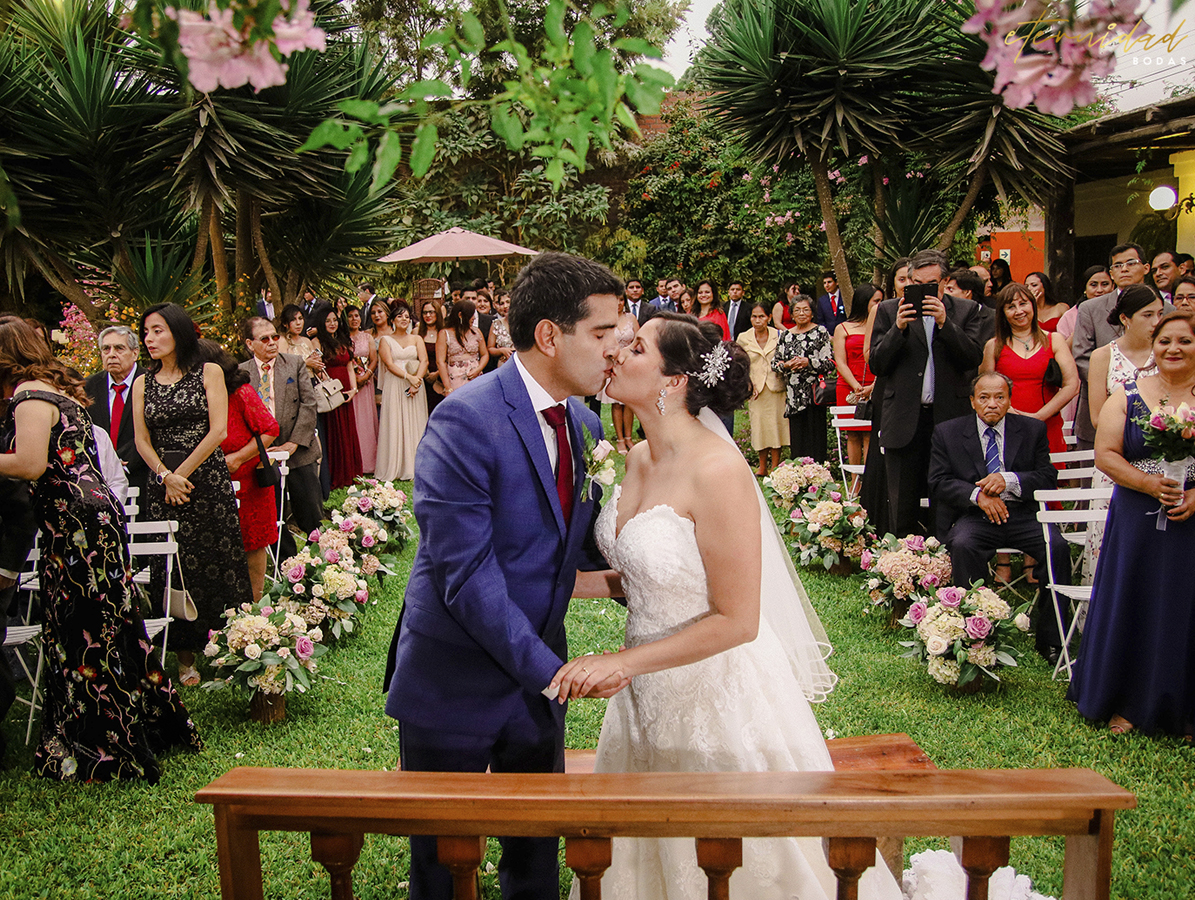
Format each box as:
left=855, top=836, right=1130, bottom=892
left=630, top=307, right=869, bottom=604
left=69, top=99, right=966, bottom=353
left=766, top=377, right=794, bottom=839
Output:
left=1025, top=271, right=1070, bottom=333
left=1068, top=312, right=1195, bottom=738
left=345, top=305, right=379, bottom=473
left=694, top=281, right=730, bottom=340
left=375, top=303, right=428, bottom=482
left=772, top=295, right=834, bottom=462
left=598, top=295, right=640, bottom=453
left=418, top=299, right=446, bottom=414
left=0, top=317, right=200, bottom=782
left=981, top=283, right=1079, bottom=458
left=202, top=341, right=279, bottom=603
left=737, top=302, right=787, bottom=475
left=277, top=304, right=321, bottom=375
left=132, top=304, right=252, bottom=687
left=84, top=325, right=148, bottom=499
left=833, top=284, right=881, bottom=489
left=486, top=289, right=515, bottom=367
left=313, top=304, right=363, bottom=489
left=437, top=300, right=488, bottom=396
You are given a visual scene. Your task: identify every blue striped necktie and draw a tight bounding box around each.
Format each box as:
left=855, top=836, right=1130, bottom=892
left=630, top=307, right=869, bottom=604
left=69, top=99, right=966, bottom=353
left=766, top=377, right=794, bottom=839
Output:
left=984, top=426, right=1001, bottom=474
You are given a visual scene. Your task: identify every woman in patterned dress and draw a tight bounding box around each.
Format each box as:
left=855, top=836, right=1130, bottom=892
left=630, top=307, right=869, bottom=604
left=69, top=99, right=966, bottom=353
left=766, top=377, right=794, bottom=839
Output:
left=436, top=299, right=488, bottom=396
left=0, top=316, right=200, bottom=782
left=772, top=296, right=835, bottom=462
left=132, top=303, right=253, bottom=686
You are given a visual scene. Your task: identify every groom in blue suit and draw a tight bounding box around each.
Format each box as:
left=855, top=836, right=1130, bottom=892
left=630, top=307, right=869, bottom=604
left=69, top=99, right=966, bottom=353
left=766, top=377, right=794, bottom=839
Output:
left=384, top=251, right=626, bottom=900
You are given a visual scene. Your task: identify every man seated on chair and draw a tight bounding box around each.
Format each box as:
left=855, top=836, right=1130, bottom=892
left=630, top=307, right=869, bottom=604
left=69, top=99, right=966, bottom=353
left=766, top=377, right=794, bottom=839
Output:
left=928, top=372, right=1070, bottom=666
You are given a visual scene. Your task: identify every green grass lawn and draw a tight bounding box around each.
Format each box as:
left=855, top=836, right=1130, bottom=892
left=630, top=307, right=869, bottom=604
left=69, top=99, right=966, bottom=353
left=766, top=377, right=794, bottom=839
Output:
left=1, top=416, right=1191, bottom=898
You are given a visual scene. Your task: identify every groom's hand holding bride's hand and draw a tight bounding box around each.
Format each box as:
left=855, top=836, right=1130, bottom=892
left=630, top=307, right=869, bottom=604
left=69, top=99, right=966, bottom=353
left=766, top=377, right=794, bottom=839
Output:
left=550, top=651, right=631, bottom=703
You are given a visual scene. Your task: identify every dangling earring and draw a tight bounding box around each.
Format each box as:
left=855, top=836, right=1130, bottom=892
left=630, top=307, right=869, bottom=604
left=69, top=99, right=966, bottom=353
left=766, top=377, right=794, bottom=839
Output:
left=656, top=388, right=667, bottom=415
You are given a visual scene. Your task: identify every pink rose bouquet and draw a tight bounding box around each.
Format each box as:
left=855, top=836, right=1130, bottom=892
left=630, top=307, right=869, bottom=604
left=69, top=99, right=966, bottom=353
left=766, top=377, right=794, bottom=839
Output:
left=863, top=533, right=953, bottom=613
left=203, top=599, right=328, bottom=703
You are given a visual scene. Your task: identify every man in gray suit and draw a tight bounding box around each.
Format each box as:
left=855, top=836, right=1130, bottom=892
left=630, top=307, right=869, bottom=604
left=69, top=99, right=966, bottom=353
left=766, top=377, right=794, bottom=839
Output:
left=1072, top=243, right=1148, bottom=451
left=240, top=316, right=323, bottom=558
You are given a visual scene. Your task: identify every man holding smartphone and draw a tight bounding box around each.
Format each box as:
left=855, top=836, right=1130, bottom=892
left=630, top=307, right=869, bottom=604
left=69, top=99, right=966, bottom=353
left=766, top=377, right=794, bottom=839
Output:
left=869, top=249, right=989, bottom=536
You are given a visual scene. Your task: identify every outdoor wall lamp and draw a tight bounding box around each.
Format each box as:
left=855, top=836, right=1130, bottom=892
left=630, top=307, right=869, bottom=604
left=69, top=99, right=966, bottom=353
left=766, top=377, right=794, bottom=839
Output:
left=1149, top=185, right=1195, bottom=220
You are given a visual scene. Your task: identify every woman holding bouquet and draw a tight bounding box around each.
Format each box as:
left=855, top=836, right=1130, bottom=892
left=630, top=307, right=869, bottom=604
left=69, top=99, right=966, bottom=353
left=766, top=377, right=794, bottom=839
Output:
left=1068, top=311, right=1195, bottom=738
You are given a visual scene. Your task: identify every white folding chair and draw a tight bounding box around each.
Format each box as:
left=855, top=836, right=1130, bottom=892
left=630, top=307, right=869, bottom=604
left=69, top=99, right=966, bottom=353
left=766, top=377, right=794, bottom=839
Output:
left=1051, top=449, right=1097, bottom=486
left=3, top=624, right=44, bottom=744
left=16, top=536, right=41, bottom=624
left=126, top=520, right=182, bottom=665
left=122, top=485, right=140, bottom=522
left=829, top=405, right=870, bottom=496
left=266, top=449, right=291, bottom=581
left=1034, top=486, right=1114, bottom=680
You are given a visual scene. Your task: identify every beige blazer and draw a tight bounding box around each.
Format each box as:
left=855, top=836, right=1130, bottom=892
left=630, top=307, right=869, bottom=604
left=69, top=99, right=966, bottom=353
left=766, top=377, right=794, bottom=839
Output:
left=737, top=327, right=784, bottom=394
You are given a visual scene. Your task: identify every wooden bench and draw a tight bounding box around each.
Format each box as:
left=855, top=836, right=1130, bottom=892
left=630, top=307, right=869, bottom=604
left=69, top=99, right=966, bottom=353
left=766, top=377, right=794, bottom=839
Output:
left=196, top=764, right=1134, bottom=900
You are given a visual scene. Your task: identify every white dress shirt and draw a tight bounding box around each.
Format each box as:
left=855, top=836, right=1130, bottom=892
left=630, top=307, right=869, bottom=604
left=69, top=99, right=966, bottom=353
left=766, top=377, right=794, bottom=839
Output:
left=92, top=425, right=129, bottom=505
left=969, top=415, right=1021, bottom=505
left=513, top=352, right=568, bottom=471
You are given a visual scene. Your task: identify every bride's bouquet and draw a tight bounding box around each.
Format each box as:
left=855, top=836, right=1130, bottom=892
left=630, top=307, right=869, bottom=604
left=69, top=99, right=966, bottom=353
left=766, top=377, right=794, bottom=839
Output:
left=897, top=585, right=1031, bottom=689
left=785, top=483, right=874, bottom=571
left=862, top=533, right=952, bottom=617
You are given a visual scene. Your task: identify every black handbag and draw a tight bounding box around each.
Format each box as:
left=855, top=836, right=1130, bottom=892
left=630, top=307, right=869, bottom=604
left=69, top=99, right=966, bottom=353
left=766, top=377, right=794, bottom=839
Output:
left=853, top=398, right=873, bottom=421
left=253, top=434, right=281, bottom=487
left=1043, top=357, right=1063, bottom=389
left=813, top=375, right=836, bottom=406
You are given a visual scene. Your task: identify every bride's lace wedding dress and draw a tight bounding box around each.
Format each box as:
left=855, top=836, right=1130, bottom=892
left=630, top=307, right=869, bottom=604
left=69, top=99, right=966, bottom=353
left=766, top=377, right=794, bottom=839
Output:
left=573, top=483, right=903, bottom=900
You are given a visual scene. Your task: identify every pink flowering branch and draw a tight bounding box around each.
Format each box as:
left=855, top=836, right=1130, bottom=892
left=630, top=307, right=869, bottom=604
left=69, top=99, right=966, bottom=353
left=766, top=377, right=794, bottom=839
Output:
left=963, top=0, right=1149, bottom=116
left=168, top=0, right=326, bottom=94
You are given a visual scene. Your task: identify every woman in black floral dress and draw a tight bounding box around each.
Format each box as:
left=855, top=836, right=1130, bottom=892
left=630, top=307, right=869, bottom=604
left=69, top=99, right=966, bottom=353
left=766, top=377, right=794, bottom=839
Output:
left=0, top=317, right=200, bottom=782
left=132, top=304, right=252, bottom=686
left=772, top=295, right=835, bottom=462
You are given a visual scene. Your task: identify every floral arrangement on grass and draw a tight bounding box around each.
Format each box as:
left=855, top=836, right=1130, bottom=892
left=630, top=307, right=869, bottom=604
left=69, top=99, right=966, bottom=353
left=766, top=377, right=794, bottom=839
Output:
left=341, top=477, right=414, bottom=550
left=763, top=457, right=834, bottom=516
left=785, top=483, right=874, bottom=570
left=897, top=585, right=1031, bottom=688
left=861, top=533, right=952, bottom=614
left=202, top=600, right=328, bottom=697
left=263, top=536, right=374, bottom=640
left=318, top=511, right=399, bottom=577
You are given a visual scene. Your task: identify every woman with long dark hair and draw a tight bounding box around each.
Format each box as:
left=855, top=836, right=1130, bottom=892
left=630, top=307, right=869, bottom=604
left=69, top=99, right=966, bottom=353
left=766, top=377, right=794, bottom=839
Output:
left=694, top=280, right=730, bottom=340
left=199, top=340, right=279, bottom=602
left=437, top=299, right=488, bottom=396
left=0, top=316, right=200, bottom=781
left=418, top=298, right=446, bottom=413
left=1025, top=270, right=1070, bottom=333
left=345, top=305, right=379, bottom=473
left=312, top=302, right=363, bottom=489
left=989, top=257, right=1013, bottom=295
left=131, top=303, right=253, bottom=686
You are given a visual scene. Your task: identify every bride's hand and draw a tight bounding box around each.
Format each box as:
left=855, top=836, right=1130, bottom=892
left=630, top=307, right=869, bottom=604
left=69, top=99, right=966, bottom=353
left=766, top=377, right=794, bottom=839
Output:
left=550, top=652, right=630, bottom=703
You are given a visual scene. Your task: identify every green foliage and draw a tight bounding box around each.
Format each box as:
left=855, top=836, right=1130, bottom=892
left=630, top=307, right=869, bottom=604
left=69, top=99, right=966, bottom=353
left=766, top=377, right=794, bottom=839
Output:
left=301, top=0, right=675, bottom=191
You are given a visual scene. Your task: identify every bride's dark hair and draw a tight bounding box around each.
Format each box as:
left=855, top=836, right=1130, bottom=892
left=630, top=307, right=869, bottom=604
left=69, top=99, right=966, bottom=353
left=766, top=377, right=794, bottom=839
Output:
left=652, top=312, right=751, bottom=417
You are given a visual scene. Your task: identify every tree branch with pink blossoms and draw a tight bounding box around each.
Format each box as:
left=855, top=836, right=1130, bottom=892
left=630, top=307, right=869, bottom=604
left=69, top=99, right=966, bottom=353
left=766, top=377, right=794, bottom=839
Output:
left=962, top=0, right=1153, bottom=116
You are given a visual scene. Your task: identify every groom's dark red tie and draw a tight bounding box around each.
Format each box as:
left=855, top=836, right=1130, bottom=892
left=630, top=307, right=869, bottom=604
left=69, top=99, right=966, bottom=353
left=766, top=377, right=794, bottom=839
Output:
left=543, top=404, right=573, bottom=524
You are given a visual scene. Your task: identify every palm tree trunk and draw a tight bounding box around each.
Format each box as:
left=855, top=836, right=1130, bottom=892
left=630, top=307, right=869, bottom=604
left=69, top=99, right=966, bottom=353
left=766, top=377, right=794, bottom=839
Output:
left=192, top=193, right=212, bottom=277
left=234, top=188, right=253, bottom=311
left=250, top=198, right=282, bottom=312
left=809, top=155, right=853, bottom=299
left=936, top=161, right=988, bottom=252
left=209, top=202, right=231, bottom=310
left=872, top=165, right=887, bottom=286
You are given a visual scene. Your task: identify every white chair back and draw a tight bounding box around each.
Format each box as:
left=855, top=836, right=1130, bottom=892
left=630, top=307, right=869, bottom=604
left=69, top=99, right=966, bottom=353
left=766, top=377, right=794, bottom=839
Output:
left=829, top=405, right=870, bottom=495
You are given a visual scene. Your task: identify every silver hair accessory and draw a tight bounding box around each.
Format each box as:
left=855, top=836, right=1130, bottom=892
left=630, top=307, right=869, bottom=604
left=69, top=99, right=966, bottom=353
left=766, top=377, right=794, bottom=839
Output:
left=657, top=388, right=667, bottom=415
left=692, top=342, right=731, bottom=387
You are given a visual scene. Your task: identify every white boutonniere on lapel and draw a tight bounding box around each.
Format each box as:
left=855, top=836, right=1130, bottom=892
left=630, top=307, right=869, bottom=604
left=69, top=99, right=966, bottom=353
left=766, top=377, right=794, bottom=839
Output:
left=580, top=422, right=617, bottom=501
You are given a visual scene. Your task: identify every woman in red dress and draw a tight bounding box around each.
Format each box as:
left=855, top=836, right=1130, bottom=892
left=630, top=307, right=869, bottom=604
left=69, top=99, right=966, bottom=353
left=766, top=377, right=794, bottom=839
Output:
left=1025, top=271, right=1071, bottom=333
left=980, top=283, right=1080, bottom=582
left=694, top=280, right=731, bottom=340
left=832, top=284, right=882, bottom=490
left=314, top=306, right=363, bottom=489
left=201, top=342, right=280, bottom=602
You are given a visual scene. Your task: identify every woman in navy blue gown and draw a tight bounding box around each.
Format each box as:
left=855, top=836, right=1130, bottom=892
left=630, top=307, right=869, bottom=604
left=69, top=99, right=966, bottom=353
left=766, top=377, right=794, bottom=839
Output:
left=1068, top=311, right=1195, bottom=737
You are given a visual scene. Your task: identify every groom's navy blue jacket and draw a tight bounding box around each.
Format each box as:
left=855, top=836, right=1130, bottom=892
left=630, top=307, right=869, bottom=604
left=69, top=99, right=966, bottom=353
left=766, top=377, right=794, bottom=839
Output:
left=384, top=359, right=606, bottom=735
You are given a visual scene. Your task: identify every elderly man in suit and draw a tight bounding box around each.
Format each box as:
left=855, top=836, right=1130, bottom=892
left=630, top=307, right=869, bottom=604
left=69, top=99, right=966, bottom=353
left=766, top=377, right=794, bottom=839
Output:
left=239, top=316, right=322, bottom=560
left=385, top=251, right=622, bottom=900
left=869, top=249, right=989, bottom=536
left=928, top=372, right=1070, bottom=664
left=84, top=326, right=148, bottom=500
left=1072, top=242, right=1151, bottom=451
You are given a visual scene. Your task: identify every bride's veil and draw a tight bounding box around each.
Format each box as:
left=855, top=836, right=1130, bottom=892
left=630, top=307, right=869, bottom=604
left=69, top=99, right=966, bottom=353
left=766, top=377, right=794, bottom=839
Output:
left=697, top=408, right=838, bottom=702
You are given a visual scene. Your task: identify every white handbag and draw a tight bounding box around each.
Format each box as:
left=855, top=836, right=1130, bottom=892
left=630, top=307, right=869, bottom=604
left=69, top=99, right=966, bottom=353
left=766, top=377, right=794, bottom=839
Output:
left=314, top=373, right=346, bottom=414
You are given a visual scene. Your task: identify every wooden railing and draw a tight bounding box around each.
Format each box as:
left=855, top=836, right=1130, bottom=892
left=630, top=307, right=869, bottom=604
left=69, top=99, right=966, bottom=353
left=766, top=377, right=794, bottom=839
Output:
left=196, top=766, right=1134, bottom=900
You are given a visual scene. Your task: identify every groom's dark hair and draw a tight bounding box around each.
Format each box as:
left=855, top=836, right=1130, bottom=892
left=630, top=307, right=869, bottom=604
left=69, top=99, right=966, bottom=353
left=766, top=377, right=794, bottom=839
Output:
left=508, top=252, right=624, bottom=351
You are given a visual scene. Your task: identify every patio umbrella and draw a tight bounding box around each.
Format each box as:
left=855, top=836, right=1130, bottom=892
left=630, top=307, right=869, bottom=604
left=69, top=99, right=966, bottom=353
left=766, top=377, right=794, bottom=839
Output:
left=378, top=227, right=538, bottom=264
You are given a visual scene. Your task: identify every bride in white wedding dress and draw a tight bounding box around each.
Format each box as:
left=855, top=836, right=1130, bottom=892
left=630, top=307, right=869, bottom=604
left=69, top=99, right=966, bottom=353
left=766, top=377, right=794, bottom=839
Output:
left=552, top=313, right=903, bottom=900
